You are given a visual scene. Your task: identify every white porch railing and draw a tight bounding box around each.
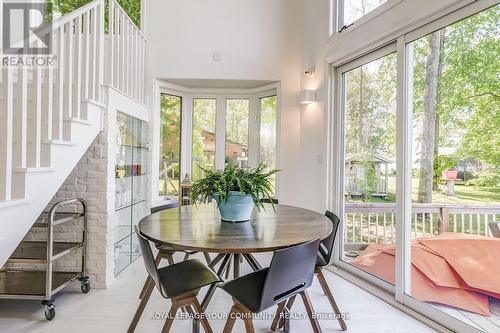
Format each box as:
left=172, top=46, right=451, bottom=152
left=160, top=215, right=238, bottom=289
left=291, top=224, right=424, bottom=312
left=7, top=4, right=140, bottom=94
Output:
left=344, top=203, right=500, bottom=245
left=107, top=0, right=146, bottom=104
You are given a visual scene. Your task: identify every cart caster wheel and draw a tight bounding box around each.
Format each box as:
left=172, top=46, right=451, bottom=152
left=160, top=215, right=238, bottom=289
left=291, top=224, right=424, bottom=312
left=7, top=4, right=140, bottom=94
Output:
left=81, top=281, right=90, bottom=294
left=44, top=305, right=55, bottom=321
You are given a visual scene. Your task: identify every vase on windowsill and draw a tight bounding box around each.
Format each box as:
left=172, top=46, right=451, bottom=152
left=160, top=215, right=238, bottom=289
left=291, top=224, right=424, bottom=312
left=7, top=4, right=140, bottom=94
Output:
left=190, top=158, right=280, bottom=223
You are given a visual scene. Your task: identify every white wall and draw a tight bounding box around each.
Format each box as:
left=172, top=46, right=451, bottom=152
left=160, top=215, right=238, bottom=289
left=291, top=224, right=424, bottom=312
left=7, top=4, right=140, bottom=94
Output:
left=297, top=0, right=331, bottom=212
left=144, top=0, right=314, bottom=209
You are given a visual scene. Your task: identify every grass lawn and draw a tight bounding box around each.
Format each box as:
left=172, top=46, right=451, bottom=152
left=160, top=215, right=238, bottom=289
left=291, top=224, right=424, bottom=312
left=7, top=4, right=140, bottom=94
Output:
left=348, top=176, right=500, bottom=205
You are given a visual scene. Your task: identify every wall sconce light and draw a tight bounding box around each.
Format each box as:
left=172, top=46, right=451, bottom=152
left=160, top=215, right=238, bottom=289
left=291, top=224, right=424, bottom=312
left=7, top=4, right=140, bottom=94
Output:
left=299, top=90, right=316, bottom=104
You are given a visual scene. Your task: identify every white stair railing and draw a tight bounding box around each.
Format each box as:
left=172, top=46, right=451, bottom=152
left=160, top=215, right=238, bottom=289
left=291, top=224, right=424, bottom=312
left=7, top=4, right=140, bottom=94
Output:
left=107, top=0, right=146, bottom=104
left=0, top=0, right=105, bottom=202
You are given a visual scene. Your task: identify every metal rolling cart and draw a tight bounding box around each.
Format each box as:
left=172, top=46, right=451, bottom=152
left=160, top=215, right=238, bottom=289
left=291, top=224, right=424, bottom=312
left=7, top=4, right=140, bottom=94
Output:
left=0, top=199, right=90, bottom=321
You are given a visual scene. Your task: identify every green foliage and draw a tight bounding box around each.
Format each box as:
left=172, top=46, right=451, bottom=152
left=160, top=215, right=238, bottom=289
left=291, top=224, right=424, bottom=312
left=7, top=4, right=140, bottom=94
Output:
left=192, top=99, right=216, bottom=181
left=410, top=5, right=499, bottom=197
left=160, top=94, right=181, bottom=161
left=344, top=53, right=397, bottom=158
left=190, top=159, right=280, bottom=211
left=51, top=0, right=141, bottom=28
left=466, top=168, right=500, bottom=188
left=226, top=99, right=249, bottom=147
left=358, top=157, right=378, bottom=202
left=433, top=155, right=458, bottom=186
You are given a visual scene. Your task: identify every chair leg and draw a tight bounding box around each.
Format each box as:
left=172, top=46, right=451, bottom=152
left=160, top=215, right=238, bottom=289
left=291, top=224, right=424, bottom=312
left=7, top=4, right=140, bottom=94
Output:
left=271, top=301, right=286, bottom=331
left=243, top=316, right=255, bottom=333
left=161, top=304, right=179, bottom=333
left=165, top=253, right=175, bottom=265
left=203, top=252, right=212, bottom=265
left=316, top=268, right=347, bottom=330
left=233, top=254, right=240, bottom=279
left=139, top=252, right=163, bottom=299
left=128, top=277, right=155, bottom=333
left=236, top=303, right=255, bottom=333
left=225, top=254, right=233, bottom=280
left=230, top=301, right=255, bottom=333
left=222, top=305, right=238, bottom=333
left=300, top=291, right=322, bottom=333
left=271, top=295, right=296, bottom=331
left=192, top=298, right=213, bottom=333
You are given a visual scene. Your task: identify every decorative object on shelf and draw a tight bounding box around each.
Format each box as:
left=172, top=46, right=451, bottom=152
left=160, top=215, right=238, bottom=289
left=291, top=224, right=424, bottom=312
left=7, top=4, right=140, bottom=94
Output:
left=190, top=159, right=280, bottom=222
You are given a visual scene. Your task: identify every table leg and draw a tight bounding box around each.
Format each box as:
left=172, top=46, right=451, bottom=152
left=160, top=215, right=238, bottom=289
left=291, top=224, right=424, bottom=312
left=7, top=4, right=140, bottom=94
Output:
left=192, top=254, right=232, bottom=333
left=208, top=253, right=226, bottom=269
left=233, top=254, right=240, bottom=279
left=225, top=254, right=233, bottom=280
left=242, top=253, right=262, bottom=271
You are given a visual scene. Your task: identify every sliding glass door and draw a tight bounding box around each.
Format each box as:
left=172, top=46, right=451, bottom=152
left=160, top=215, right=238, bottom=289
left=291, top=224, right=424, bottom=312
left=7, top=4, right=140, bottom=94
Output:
left=333, top=3, right=499, bottom=332
left=339, top=47, right=398, bottom=288
left=405, top=6, right=500, bottom=331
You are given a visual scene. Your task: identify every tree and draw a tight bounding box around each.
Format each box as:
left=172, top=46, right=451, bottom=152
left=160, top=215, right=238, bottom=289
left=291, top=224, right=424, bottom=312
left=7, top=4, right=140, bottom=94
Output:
left=192, top=99, right=216, bottom=181
left=417, top=31, right=442, bottom=203
left=51, top=0, right=142, bottom=28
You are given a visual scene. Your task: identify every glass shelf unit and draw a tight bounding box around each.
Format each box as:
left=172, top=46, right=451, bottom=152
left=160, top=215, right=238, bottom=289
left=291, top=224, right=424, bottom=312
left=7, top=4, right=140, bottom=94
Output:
left=114, top=113, right=149, bottom=276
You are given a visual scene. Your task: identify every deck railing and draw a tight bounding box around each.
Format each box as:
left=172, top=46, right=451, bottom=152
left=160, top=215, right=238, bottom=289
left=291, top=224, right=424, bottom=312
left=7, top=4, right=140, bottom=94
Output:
left=344, top=203, right=500, bottom=245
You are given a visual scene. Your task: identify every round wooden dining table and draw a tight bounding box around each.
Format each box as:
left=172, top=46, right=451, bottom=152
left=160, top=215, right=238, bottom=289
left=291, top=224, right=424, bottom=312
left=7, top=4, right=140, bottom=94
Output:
left=138, top=203, right=332, bottom=333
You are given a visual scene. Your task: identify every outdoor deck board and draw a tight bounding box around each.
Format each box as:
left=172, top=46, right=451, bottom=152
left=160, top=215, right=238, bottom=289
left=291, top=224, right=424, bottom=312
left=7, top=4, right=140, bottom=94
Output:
left=435, top=298, right=500, bottom=332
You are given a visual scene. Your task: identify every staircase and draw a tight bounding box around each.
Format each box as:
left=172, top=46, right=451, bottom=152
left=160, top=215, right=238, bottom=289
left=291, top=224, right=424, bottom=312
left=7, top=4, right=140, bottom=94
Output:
left=0, top=0, right=146, bottom=268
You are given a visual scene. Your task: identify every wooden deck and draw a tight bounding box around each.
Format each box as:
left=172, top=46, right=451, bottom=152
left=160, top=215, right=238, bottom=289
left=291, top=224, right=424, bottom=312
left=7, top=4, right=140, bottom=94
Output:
left=435, top=297, right=500, bottom=332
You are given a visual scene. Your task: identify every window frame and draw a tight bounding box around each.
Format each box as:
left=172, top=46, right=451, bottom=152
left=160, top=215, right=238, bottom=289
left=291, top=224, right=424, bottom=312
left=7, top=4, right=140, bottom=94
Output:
left=156, top=92, right=184, bottom=202
left=152, top=81, right=281, bottom=207
left=257, top=93, right=280, bottom=196
left=191, top=97, right=218, bottom=182
left=333, top=42, right=398, bottom=295
left=328, top=2, right=498, bottom=332
left=334, top=0, right=403, bottom=34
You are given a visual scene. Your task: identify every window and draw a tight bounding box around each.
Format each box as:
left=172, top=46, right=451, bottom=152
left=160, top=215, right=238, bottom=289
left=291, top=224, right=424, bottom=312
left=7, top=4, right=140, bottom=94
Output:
left=331, top=3, right=500, bottom=331
left=159, top=94, right=181, bottom=198
left=192, top=99, right=216, bottom=181
left=341, top=51, right=397, bottom=284
left=340, top=0, right=387, bottom=30
left=225, top=99, right=250, bottom=168
left=260, top=95, right=278, bottom=194
left=154, top=85, right=280, bottom=205
left=407, top=5, right=499, bottom=326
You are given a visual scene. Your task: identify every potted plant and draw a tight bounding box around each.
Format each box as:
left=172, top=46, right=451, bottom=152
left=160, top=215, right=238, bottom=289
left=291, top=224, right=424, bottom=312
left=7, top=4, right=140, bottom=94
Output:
left=190, top=160, right=280, bottom=222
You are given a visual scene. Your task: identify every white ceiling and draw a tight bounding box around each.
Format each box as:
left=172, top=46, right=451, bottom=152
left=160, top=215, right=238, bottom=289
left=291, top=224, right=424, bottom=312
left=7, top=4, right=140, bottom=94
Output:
left=161, top=79, right=278, bottom=89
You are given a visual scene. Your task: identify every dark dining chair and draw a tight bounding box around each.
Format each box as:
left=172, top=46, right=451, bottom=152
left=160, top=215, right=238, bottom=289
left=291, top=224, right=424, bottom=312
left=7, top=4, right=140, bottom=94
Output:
left=138, top=205, right=211, bottom=299
left=128, top=226, right=220, bottom=333
left=272, top=210, right=347, bottom=331
left=219, top=238, right=321, bottom=333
